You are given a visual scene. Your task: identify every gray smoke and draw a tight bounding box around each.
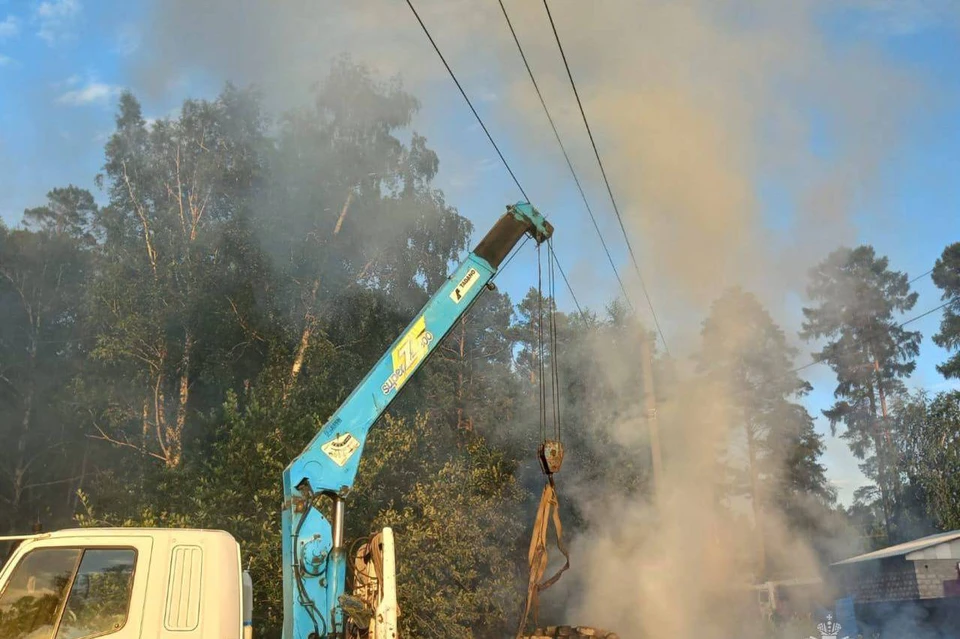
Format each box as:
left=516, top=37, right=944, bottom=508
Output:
left=120, top=2, right=955, bottom=637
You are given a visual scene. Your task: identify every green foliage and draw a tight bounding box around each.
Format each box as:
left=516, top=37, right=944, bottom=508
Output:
left=897, top=390, right=960, bottom=531
left=3, top=53, right=864, bottom=638
left=86, top=83, right=273, bottom=468
left=0, top=189, right=94, bottom=532
left=696, top=287, right=835, bottom=574
left=355, top=414, right=525, bottom=638
left=69, top=58, right=521, bottom=639
left=800, top=245, right=920, bottom=542
left=932, top=242, right=960, bottom=379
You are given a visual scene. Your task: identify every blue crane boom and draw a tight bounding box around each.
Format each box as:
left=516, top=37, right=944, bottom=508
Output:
left=282, top=202, right=553, bottom=639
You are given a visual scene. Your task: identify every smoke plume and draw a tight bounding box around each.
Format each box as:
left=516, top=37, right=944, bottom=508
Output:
left=124, top=1, right=951, bottom=637
left=128, top=0, right=937, bottom=327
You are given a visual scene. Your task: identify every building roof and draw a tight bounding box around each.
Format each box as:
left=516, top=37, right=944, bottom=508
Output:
left=832, top=530, right=960, bottom=566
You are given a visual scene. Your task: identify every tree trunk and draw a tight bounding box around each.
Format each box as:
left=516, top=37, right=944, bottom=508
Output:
left=867, top=381, right=894, bottom=543
left=69, top=443, right=90, bottom=514
left=122, top=161, right=158, bottom=276
left=284, top=190, right=356, bottom=401
left=640, top=337, right=662, bottom=503
left=745, top=421, right=766, bottom=580
left=10, top=326, right=38, bottom=533
left=874, top=359, right=903, bottom=535
left=152, top=354, right=176, bottom=467
left=170, top=332, right=192, bottom=468
left=285, top=280, right=320, bottom=401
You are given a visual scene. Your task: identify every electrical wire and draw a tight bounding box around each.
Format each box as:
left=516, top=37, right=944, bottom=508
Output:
left=497, top=233, right=588, bottom=330
left=491, top=235, right=531, bottom=282
left=404, top=0, right=528, bottom=202
left=900, top=301, right=950, bottom=327
left=790, top=301, right=953, bottom=376
left=493, top=234, right=586, bottom=329
left=541, top=0, right=670, bottom=357
left=909, top=269, right=934, bottom=285
left=551, top=246, right=589, bottom=324
left=496, top=0, right=633, bottom=311
left=405, top=0, right=590, bottom=327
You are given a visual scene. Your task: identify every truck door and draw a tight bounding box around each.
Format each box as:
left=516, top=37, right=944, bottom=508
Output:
left=0, top=535, right=154, bottom=639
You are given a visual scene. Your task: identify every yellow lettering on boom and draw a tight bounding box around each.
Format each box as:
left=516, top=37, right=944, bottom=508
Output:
left=381, top=316, right=433, bottom=395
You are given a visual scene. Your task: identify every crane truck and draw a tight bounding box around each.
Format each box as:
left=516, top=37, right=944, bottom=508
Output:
left=0, top=202, right=553, bottom=639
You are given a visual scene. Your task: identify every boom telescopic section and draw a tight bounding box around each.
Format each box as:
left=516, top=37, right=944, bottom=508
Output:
left=281, top=202, right=553, bottom=639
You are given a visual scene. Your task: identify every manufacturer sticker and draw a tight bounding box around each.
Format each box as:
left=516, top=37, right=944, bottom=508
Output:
left=381, top=315, right=434, bottom=395
left=449, top=267, right=480, bottom=304
left=321, top=433, right=361, bottom=467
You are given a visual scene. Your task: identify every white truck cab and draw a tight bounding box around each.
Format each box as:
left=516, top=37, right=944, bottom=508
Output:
left=0, top=528, right=249, bottom=639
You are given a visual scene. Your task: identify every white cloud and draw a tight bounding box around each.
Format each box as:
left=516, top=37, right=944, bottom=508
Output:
left=34, top=0, right=81, bottom=45
left=50, top=73, right=81, bottom=89
left=856, top=0, right=960, bottom=34
left=0, top=54, right=12, bottom=66
left=0, top=14, right=19, bottom=39
left=56, top=81, right=121, bottom=106
left=115, top=23, right=140, bottom=56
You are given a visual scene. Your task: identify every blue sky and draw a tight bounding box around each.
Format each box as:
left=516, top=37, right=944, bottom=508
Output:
left=2, top=0, right=959, bottom=506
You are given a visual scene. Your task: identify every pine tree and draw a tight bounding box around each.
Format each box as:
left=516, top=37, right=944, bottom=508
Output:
left=697, top=287, right=832, bottom=578
left=932, top=242, right=960, bottom=379
left=800, top=245, right=919, bottom=543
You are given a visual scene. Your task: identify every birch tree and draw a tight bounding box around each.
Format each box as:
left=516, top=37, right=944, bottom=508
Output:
left=87, top=87, right=270, bottom=467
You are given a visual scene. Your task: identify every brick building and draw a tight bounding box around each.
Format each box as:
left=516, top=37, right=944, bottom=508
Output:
left=830, top=530, right=960, bottom=637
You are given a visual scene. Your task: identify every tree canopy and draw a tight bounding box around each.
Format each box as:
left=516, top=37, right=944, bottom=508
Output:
left=932, top=242, right=960, bottom=379
left=4, top=55, right=959, bottom=638
left=800, top=245, right=920, bottom=543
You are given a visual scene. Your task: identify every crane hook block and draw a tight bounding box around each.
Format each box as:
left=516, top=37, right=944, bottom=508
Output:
left=538, top=440, right=564, bottom=475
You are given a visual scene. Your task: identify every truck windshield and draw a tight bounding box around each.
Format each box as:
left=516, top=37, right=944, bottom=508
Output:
left=0, top=548, right=81, bottom=639
left=0, top=547, right=136, bottom=639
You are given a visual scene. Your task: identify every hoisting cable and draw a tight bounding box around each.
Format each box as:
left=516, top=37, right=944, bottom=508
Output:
left=548, top=240, right=562, bottom=444
left=537, top=243, right=547, bottom=444
left=517, top=245, right=569, bottom=638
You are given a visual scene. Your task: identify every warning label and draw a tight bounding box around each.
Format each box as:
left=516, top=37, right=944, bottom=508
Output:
left=321, top=433, right=361, bottom=467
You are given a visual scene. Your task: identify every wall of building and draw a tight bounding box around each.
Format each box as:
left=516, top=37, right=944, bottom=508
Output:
left=836, top=558, right=960, bottom=603
left=913, top=559, right=959, bottom=599
left=839, top=558, right=919, bottom=602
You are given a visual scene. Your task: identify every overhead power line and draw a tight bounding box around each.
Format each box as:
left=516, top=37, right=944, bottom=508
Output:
left=908, top=269, right=934, bottom=285
left=404, top=0, right=587, bottom=321
left=541, top=0, right=670, bottom=357
left=496, top=0, right=632, bottom=312
left=900, top=301, right=950, bottom=327
left=786, top=264, right=939, bottom=376
left=404, top=0, right=528, bottom=202
left=551, top=245, right=588, bottom=323
left=791, top=301, right=953, bottom=376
